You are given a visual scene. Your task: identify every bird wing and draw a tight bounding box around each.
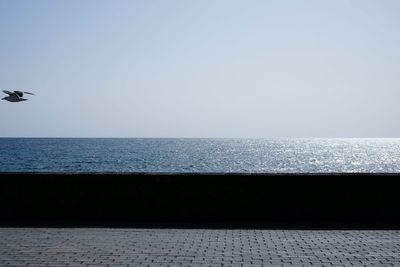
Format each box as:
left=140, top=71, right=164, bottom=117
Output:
left=24, top=91, right=35, bottom=95
left=2, top=90, right=15, bottom=96
left=14, top=91, right=24, bottom=97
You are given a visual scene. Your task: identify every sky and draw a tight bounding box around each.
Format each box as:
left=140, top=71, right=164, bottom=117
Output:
left=1, top=0, right=400, bottom=138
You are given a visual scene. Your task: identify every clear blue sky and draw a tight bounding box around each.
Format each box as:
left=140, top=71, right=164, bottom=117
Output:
left=1, top=0, right=400, bottom=137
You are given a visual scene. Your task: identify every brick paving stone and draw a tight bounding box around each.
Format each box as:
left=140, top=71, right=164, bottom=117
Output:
left=0, top=229, right=399, bottom=266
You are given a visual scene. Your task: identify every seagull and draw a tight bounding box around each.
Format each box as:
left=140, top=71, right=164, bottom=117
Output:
left=2, top=90, right=35, bottom=102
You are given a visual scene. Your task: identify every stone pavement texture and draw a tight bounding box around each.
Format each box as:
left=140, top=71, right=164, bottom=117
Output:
left=0, top=228, right=399, bottom=267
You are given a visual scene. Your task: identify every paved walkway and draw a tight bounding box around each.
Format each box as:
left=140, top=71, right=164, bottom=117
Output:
left=0, top=228, right=399, bottom=266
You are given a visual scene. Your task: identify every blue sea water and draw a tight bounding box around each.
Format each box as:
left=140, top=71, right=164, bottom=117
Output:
left=0, top=138, right=400, bottom=173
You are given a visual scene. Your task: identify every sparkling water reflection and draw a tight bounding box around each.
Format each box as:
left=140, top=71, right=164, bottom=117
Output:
left=0, top=138, right=400, bottom=173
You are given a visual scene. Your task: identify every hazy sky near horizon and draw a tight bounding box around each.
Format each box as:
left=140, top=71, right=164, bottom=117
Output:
left=1, top=0, right=400, bottom=137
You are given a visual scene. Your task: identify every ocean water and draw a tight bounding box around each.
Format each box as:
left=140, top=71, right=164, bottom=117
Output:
left=0, top=138, right=400, bottom=173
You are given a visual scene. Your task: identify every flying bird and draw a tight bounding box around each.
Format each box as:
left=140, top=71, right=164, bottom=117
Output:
left=2, top=90, right=35, bottom=102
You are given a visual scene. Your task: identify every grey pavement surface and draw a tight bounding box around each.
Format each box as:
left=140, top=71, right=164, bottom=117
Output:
left=0, top=228, right=399, bottom=266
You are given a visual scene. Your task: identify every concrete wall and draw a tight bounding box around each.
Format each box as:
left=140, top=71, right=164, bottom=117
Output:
left=0, top=173, right=399, bottom=228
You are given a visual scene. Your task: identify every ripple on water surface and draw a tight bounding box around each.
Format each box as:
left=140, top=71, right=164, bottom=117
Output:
left=0, top=138, right=400, bottom=173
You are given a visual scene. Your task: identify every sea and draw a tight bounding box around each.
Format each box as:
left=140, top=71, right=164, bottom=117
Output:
left=0, top=138, right=400, bottom=173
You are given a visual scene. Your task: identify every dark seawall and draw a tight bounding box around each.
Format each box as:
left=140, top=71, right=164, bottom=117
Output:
left=1, top=173, right=400, bottom=229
